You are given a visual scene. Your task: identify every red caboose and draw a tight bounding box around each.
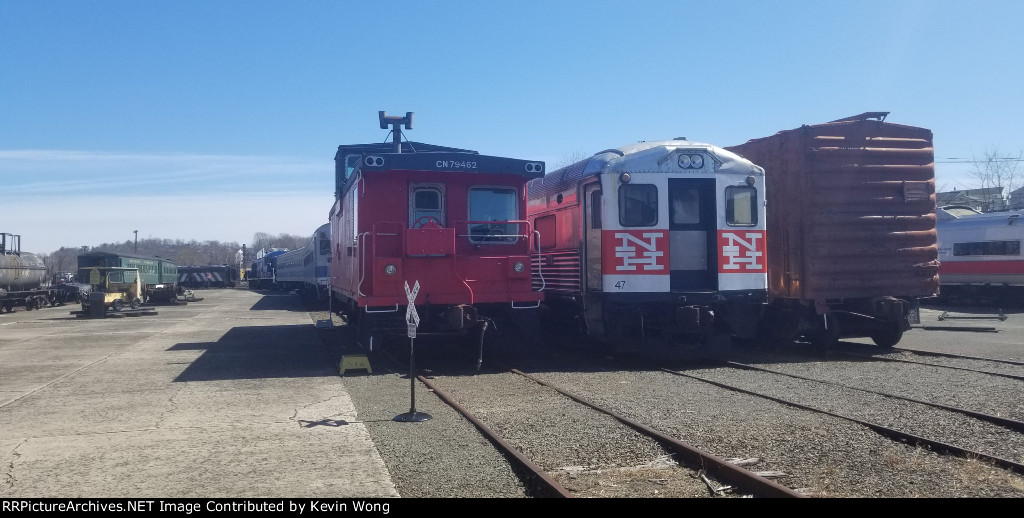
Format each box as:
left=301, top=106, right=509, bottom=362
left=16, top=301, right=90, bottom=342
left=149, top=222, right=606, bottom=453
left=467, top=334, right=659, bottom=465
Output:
left=329, top=112, right=546, bottom=351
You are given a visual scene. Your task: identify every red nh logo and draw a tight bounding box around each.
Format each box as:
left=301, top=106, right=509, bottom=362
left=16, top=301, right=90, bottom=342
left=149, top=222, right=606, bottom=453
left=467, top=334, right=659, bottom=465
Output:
left=717, top=230, right=765, bottom=272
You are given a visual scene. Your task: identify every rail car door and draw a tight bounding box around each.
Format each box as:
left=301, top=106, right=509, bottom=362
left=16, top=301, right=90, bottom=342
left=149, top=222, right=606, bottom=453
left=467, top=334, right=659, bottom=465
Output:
left=668, top=178, right=716, bottom=291
left=584, top=182, right=602, bottom=291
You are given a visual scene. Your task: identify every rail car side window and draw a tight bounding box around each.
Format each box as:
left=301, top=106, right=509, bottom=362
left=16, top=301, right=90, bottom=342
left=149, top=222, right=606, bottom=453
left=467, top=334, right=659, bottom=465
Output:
left=725, top=186, right=757, bottom=226
left=469, top=187, right=519, bottom=243
left=590, top=189, right=602, bottom=229
left=619, top=184, right=657, bottom=227
left=410, top=185, right=445, bottom=228
left=344, top=155, right=360, bottom=179
left=953, top=240, right=1021, bottom=256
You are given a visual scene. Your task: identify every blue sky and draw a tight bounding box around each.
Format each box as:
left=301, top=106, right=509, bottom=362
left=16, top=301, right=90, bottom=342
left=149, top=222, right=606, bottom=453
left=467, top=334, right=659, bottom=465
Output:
left=3, top=0, right=1022, bottom=254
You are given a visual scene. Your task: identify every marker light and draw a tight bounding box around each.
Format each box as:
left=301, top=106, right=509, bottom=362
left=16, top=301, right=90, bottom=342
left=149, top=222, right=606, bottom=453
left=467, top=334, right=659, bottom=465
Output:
left=384, top=264, right=397, bottom=276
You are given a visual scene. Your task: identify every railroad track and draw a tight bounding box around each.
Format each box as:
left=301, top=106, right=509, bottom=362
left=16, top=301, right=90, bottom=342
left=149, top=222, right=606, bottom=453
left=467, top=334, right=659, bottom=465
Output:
left=831, top=348, right=1024, bottom=382
left=418, top=367, right=806, bottom=498
left=889, top=346, right=1024, bottom=367
left=720, top=360, right=1024, bottom=433
left=326, top=310, right=1024, bottom=498
left=657, top=362, right=1024, bottom=476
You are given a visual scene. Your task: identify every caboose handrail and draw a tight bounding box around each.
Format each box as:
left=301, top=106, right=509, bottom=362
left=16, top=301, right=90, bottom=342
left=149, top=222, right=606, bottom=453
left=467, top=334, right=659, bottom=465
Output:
left=356, top=232, right=369, bottom=297
left=456, top=219, right=532, bottom=243
left=533, top=229, right=545, bottom=292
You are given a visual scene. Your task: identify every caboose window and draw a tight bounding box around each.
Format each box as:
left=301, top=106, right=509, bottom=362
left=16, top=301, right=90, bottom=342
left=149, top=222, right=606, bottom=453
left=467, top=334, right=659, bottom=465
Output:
left=469, top=187, right=519, bottom=243
left=409, top=184, right=445, bottom=228
left=619, top=184, right=657, bottom=227
left=725, top=186, right=757, bottom=226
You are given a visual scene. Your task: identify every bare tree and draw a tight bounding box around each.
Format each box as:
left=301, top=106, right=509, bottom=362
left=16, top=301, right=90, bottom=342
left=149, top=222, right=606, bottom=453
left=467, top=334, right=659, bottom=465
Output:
left=552, top=151, right=590, bottom=171
left=251, top=232, right=274, bottom=253
left=969, top=147, right=1023, bottom=210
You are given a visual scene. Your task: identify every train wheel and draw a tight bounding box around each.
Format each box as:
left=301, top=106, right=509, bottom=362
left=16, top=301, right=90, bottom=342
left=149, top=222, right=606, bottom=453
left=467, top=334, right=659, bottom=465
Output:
left=112, top=299, right=124, bottom=312
left=870, top=323, right=903, bottom=349
left=131, top=297, right=141, bottom=310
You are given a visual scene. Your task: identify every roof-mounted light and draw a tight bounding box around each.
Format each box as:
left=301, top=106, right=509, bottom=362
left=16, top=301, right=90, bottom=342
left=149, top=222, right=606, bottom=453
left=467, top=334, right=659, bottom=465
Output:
left=677, top=153, right=704, bottom=169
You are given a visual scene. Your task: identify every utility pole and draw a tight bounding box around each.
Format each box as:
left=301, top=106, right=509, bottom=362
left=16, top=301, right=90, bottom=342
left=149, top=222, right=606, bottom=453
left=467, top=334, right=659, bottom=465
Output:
left=133, top=230, right=138, bottom=253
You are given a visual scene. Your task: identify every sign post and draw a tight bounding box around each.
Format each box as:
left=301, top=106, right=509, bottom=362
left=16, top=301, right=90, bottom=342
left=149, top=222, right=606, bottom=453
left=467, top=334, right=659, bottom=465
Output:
left=394, top=280, right=431, bottom=422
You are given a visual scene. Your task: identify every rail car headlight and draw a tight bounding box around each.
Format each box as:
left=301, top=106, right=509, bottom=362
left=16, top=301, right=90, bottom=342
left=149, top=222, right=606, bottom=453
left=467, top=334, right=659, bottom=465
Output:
left=513, top=261, right=525, bottom=273
left=619, top=173, right=631, bottom=183
left=746, top=175, right=757, bottom=186
left=384, top=264, right=397, bottom=276
left=690, top=154, right=704, bottom=168
left=677, top=154, right=691, bottom=168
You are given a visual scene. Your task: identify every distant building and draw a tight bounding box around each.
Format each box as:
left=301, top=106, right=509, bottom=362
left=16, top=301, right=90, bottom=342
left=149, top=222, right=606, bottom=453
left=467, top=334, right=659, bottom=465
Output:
left=1009, top=186, right=1024, bottom=210
left=936, top=186, right=1006, bottom=212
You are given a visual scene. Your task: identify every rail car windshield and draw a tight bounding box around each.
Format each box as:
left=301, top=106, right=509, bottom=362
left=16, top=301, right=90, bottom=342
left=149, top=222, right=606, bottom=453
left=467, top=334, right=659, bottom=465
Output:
left=620, top=184, right=657, bottom=226
left=469, top=187, right=519, bottom=243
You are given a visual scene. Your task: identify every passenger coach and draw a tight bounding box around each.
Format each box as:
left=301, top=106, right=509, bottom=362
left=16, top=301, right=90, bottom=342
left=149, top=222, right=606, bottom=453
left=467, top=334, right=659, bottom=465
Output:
left=527, top=139, right=767, bottom=351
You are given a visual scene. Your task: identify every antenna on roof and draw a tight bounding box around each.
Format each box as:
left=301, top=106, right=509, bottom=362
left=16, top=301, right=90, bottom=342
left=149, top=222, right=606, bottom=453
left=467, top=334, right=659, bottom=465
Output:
left=379, top=111, right=414, bottom=153
left=828, top=112, right=889, bottom=123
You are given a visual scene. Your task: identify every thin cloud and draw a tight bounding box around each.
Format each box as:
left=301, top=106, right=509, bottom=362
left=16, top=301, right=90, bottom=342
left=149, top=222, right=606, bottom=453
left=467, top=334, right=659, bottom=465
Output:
left=0, top=149, right=329, bottom=197
left=6, top=192, right=335, bottom=255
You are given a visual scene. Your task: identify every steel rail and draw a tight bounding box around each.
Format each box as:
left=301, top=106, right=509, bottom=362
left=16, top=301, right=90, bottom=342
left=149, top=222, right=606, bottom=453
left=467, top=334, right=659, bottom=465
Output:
left=891, top=346, right=1024, bottom=367
left=508, top=369, right=806, bottom=498
left=723, top=360, right=1024, bottom=433
left=832, top=350, right=1024, bottom=382
left=415, top=374, right=574, bottom=498
left=662, top=368, right=1024, bottom=476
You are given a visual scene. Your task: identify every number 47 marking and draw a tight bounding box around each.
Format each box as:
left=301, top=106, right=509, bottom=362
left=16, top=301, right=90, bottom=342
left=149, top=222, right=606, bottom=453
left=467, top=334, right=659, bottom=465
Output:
left=614, top=280, right=626, bottom=289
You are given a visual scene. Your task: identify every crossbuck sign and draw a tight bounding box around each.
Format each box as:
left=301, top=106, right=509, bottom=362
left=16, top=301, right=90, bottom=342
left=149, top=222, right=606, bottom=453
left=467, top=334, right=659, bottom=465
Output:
left=404, top=280, right=420, bottom=337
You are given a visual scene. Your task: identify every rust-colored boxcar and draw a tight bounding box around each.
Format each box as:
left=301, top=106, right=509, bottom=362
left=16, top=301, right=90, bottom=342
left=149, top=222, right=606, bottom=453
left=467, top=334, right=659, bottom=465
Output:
left=726, top=112, right=939, bottom=347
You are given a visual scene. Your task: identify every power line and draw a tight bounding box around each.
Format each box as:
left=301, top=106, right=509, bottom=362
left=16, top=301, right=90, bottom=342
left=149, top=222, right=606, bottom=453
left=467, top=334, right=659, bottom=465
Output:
left=936, top=157, right=1024, bottom=164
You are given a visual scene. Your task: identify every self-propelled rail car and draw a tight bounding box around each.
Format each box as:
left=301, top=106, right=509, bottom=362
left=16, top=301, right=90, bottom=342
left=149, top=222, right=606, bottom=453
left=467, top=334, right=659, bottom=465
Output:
left=274, top=222, right=331, bottom=301
left=526, top=139, right=768, bottom=352
left=936, top=205, right=1024, bottom=305
left=329, top=112, right=546, bottom=351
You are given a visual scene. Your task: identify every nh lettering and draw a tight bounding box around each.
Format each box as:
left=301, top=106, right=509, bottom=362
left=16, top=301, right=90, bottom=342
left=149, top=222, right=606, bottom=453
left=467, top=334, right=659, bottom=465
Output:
left=720, top=231, right=764, bottom=271
left=615, top=232, right=665, bottom=271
